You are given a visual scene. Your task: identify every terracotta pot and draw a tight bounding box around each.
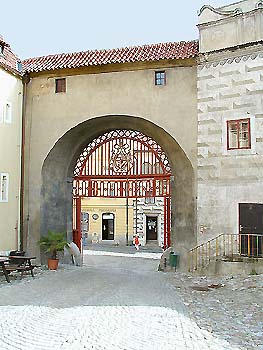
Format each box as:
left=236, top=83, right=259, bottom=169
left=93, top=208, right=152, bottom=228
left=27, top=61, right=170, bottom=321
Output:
left=48, top=258, right=59, bottom=270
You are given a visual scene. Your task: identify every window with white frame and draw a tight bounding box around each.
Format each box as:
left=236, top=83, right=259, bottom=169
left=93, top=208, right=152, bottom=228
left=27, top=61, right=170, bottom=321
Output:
left=0, top=173, right=9, bottom=202
left=4, top=102, right=12, bottom=124
left=227, top=118, right=251, bottom=150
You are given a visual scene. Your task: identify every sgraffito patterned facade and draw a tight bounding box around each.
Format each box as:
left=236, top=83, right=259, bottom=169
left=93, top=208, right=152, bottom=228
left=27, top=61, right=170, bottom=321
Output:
left=197, top=48, right=263, bottom=243
left=197, top=0, right=263, bottom=248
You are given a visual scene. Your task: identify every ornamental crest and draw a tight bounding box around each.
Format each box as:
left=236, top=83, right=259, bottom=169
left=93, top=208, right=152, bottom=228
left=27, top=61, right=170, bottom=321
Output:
left=109, top=140, right=133, bottom=174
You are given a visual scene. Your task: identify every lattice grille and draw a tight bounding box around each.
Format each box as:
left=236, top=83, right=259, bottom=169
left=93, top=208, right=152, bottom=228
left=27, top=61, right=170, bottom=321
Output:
left=74, top=130, right=171, bottom=177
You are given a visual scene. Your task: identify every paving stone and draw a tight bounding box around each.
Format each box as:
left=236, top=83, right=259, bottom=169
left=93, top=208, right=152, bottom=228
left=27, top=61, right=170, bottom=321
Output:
left=0, top=253, right=243, bottom=350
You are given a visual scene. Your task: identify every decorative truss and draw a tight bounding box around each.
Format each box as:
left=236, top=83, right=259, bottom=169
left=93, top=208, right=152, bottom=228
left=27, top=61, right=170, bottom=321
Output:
left=74, top=130, right=171, bottom=177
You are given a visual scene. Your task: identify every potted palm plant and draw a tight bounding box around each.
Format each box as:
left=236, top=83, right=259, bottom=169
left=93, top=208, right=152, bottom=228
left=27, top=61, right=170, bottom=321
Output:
left=38, top=230, right=69, bottom=270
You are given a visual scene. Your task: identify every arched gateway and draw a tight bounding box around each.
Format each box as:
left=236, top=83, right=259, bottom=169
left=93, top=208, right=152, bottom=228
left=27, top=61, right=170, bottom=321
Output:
left=72, top=130, right=172, bottom=249
left=39, top=115, right=196, bottom=262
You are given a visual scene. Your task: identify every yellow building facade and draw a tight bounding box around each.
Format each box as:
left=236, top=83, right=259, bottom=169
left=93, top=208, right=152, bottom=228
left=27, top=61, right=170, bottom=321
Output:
left=81, top=197, right=134, bottom=245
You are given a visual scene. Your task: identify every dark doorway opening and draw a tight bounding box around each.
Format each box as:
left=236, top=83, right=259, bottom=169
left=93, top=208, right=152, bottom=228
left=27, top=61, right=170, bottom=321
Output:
left=239, top=203, right=263, bottom=256
left=146, top=216, right=158, bottom=241
left=102, top=213, right=115, bottom=240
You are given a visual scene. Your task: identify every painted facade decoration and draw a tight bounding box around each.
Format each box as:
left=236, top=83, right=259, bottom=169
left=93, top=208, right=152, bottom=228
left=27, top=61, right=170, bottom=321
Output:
left=1, top=0, right=263, bottom=263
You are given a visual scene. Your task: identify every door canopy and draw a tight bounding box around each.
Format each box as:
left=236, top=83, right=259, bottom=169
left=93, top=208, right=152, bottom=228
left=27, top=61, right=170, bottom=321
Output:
left=73, top=130, right=172, bottom=198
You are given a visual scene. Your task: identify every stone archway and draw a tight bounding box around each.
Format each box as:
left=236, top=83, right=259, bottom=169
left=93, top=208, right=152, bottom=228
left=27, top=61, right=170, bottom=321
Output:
left=39, top=115, right=196, bottom=259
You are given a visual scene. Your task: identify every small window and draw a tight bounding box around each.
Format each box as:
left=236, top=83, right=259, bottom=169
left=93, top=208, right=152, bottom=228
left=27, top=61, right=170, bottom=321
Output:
left=0, top=173, right=9, bottom=202
left=55, top=78, right=66, bottom=93
left=0, top=44, right=4, bottom=55
left=145, top=190, right=155, bottom=204
left=17, top=61, right=22, bottom=72
left=4, top=102, right=12, bottom=124
left=227, top=118, right=251, bottom=150
left=145, top=197, right=155, bottom=204
left=155, top=71, right=166, bottom=86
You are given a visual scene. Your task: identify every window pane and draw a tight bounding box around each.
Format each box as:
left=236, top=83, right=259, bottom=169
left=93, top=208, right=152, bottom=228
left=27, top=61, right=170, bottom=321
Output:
left=239, top=121, right=249, bottom=148
left=145, top=197, right=155, bottom=204
left=227, top=118, right=251, bottom=150
left=155, top=71, right=165, bottom=86
left=229, top=122, right=238, bottom=148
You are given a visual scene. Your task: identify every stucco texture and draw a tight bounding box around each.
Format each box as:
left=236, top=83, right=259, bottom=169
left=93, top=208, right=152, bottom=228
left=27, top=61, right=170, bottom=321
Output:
left=23, top=64, right=197, bottom=258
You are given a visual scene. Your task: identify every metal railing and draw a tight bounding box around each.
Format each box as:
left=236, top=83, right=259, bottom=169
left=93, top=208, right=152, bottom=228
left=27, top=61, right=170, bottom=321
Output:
left=188, top=233, right=263, bottom=272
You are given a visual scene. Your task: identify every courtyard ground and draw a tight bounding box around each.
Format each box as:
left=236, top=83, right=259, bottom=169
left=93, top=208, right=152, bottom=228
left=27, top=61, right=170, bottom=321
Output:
left=0, top=246, right=261, bottom=349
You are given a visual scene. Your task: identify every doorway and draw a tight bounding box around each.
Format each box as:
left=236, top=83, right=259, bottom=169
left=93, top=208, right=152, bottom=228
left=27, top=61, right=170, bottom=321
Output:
left=102, top=213, right=115, bottom=240
left=239, top=203, right=263, bottom=256
left=146, top=216, right=158, bottom=242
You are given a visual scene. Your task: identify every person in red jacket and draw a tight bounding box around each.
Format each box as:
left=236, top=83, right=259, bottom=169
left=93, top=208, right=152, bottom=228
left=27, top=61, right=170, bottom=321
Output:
left=134, top=235, right=140, bottom=251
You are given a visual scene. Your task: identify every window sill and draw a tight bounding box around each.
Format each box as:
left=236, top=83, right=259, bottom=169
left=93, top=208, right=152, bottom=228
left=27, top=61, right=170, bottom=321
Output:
left=223, top=148, right=256, bottom=156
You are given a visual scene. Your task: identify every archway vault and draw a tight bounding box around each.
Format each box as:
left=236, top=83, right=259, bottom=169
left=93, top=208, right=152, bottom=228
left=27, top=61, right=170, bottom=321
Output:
left=40, top=115, right=196, bottom=257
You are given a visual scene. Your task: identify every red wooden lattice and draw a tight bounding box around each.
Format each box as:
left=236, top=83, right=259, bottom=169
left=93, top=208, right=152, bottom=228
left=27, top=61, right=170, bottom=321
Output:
left=73, top=130, right=172, bottom=249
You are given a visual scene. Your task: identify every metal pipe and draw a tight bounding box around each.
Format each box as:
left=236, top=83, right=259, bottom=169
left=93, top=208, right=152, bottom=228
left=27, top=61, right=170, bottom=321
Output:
left=20, top=73, right=30, bottom=251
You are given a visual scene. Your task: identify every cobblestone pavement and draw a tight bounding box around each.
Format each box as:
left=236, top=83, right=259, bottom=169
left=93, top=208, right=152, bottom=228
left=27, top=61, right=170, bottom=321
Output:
left=168, top=272, right=263, bottom=350
left=0, top=252, right=241, bottom=350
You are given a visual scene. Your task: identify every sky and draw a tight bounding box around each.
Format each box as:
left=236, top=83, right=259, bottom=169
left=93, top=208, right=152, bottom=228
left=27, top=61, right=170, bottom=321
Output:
left=1, top=0, right=237, bottom=60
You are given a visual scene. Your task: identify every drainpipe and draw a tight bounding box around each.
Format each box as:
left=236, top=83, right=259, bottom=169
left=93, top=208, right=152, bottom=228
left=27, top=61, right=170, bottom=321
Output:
left=20, top=73, right=30, bottom=251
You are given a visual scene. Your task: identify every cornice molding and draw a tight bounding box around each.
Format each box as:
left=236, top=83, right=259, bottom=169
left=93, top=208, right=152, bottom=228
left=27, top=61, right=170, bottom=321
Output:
left=198, top=5, right=242, bottom=17
left=198, top=48, right=263, bottom=70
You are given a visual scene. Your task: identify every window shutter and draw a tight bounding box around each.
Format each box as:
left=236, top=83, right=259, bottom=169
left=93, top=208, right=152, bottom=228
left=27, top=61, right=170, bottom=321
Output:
left=55, top=78, right=66, bottom=93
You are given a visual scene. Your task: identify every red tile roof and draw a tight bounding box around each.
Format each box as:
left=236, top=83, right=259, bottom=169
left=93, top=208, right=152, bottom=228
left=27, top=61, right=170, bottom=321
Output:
left=0, top=35, right=21, bottom=76
left=22, top=40, right=199, bottom=74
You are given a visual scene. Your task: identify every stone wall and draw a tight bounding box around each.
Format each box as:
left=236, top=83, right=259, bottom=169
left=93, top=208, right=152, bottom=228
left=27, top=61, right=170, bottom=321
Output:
left=197, top=46, right=263, bottom=243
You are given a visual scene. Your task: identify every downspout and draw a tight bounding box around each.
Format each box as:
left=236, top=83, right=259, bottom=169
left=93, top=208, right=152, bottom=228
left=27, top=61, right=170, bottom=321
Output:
left=20, top=73, right=30, bottom=251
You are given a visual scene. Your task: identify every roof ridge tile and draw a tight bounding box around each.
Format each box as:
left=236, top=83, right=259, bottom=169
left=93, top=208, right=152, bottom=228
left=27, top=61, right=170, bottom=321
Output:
left=22, top=40, right=199, bottom=73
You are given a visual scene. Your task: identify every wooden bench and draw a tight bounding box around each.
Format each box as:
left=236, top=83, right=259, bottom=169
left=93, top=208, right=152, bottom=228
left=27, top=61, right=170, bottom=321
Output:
left=0, top=255, right=37, bottom=282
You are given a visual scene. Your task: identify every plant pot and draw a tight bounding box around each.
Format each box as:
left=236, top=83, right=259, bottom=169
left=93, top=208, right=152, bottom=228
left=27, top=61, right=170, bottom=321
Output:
left=48, top=258, right=59, bottom=270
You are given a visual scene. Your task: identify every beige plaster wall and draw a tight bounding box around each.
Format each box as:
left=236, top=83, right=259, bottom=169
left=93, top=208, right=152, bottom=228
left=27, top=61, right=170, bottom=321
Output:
left=0, top=67, right=23, bottom=251
left=24, top=63, right=197, bottom=253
